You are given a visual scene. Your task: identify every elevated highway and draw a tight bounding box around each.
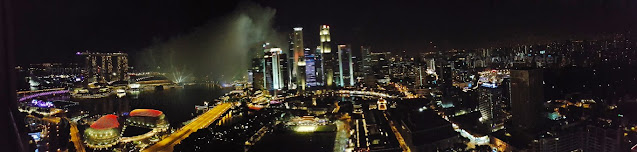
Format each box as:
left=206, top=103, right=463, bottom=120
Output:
left=143, top=103, right=232, bottom=152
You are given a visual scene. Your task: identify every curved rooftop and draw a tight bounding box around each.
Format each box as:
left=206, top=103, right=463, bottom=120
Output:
left=130, top=109, right=163, bottom=117
left=90, top=114, right=119, bottom=130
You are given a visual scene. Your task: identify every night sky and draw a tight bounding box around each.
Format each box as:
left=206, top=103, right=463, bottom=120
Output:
left=12, top=0, right=637, bottom=64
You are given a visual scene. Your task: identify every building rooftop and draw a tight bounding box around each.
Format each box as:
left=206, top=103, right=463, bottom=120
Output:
left=401, top=110, right=458, bottom=145
left=90, top=114, right=119, bottom=130
left=130, top=109, right=163, bottom=117
left=448, top=111, right=491, bottom=136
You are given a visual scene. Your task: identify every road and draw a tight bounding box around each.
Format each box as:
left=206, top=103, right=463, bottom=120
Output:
left=68, top=119, right=86, bottom=152
left=392, top=83, right=417, bottom=98
left=383, top=113, right=411, bottom=152
left=143, top=103, right=232, bottom=152
left=29, top=116, right=84, bottom=152
left=333, top=120, right=350, bottom=152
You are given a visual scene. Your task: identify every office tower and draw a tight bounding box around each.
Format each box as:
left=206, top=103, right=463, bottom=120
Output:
left=249, top=58, right=264, bottom=90
left=305, top=48, right=317, bottom=87
left=319, top=25, right=335, bottom=87
left=414, top=64, right=427, bottom=86
left=292, top=27, right=306, bottom=91
left=360, top=46, right=376, bottom=86
left=425, top=58, right=435, bottom=71
left=315, top=46, right=323, bottom=86
left=337, top=45, right=354, bottom=87
left=279, top=51, right=290, bottom=90
left=263, top=48, right=284, bottom=90
left=351, top=47, right=361, bottom=82
left=370, top=52, right=391, bottom=82
left=510, top=69, right=544, bottom=131
left=478, top=84, right=506, bottom=132
left=360, top=46, right=372, bottom=76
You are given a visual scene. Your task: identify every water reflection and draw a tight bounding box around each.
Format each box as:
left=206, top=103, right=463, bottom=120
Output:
left=72, top=84, right=226, bottom=126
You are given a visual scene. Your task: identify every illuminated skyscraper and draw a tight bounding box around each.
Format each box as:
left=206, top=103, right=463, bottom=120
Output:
left=337, top=45, right=354, bottom=87
left=279, top=51, right=290, bottom=90
left=359, top=46, right=371, bottom=77
left=292, top=27, right=306, bottom=91
left=319, top=25, right=335, bottom=87
left=264, top=48, right=284, bottom=90
left=305, top=48, right=317, bottom=87
left=315, top=46, right=323, bottom=86
left=77, top=51, right=128, bottom=83
left=478, top=85, right=505, bottom=132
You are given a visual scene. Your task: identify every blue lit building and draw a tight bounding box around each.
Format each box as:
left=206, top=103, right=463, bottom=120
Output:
left=305, top=48, right=317, bottom=87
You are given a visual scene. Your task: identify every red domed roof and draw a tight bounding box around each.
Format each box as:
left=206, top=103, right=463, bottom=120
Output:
left=130, top=109, right=163, bottom=117
left=90, top=114, right=119, bottom=130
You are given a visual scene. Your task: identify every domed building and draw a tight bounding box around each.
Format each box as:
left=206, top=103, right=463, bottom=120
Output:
left=120, top=109, right=169, bottom=144
left=84, top=114, right=120, bottom=149
left=126, top=109, right=167, bottom=128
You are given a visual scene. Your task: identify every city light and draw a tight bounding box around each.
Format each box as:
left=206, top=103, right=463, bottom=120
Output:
left=295, top=126, right=317, bottom=132
left=30, top=99, right=54, bottom=108
left=10, top=2, right=636, bottom=152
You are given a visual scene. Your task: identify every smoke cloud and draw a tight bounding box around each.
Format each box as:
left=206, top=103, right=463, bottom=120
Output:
left=138, top=2, right=286, bottom=82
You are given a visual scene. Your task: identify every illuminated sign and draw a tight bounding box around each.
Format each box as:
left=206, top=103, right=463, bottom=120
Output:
left=30, top=99, right=54, bottom=108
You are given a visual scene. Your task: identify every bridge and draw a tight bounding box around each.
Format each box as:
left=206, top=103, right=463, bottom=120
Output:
left=17, top=88, right=69, bottom=102
left=142, top=103, right=232, bottom=152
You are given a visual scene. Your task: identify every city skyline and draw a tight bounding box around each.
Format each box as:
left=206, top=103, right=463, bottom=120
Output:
left=4, top=1, right=637, bottom=152
left=12, top=0, right=637, bottom=64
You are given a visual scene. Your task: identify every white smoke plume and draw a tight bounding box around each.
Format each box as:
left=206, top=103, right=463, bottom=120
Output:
left=138, top=2, right=286, bottom=83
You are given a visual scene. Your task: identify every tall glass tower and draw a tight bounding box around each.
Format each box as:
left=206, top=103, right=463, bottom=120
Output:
left=292, top=27, right=306, bottom=91
left=319, top=25, right=334, bottom=87
left=338, top=45, right=354, bottom=87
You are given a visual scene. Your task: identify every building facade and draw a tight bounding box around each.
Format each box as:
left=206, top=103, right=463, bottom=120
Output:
left=319, top=25, right=335, bottom=87
left=337, top=44, right=354, bottom=87
left=510, top=69, right=544, bottom=131
left=77, top=52, right=128, bottom=83
left=292, top=27, right=306, bottom=91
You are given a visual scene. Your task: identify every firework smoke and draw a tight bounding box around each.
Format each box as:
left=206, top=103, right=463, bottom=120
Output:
left=138, top=2, right=286, bottom=83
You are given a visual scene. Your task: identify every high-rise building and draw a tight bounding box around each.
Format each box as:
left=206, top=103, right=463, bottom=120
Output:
left=315, top=46, right=323, bottom=86
left=478, top=85, right=506, bottom=132
left=292, top=27, right=306, bottom=91
left=249, top=58, right=264, bottom=90
left=337, top=44, right=354, bottom=87
left=414, top=64, right=427, bottom=87
left=510, top=69, right=544, bottom=132
left=358, top=46, right=371, bottom=80
left=305, top=48, right=317, bottom=87
left=279, top=51, right=290, bottom=90
left=77, top=51, right=128, bottom=83
left=319, top=25, right=335, bottom=87
left=370, top=52, right=391, bottom=83
left=263, top=48, right=284, bottom=90
left=529, top=123, right=621, bottom=152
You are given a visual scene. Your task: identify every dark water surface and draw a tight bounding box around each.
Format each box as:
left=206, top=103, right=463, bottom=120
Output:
left=74, top=84, right=227, bottom=126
